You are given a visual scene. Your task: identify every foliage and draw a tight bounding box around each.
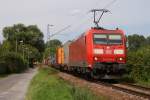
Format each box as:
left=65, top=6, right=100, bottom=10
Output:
left=18, top=44, right=41, bottom=61
left=0, top=41, right=12, bottom=53
left=26, top=67, right=105, bottom=100
left=146, top=36, right=150, bottom=45
left=0, top=23, right=45, bottom=74
left=127, top=40, right=150, bottom=82
left=70, top=86, right=103, bottom=100
left=127, top=34, right=147, bottom=51
left=0, top=52, right=27, bottom=74
left=44, top=39, right=62, bottom=58
left=0, top=42, right=12, bottom=73
left=43, top=47, right=51, bottom=58
left=46, top=39, right=62, bottom=48
left=2, top=24, right=45, bottom=53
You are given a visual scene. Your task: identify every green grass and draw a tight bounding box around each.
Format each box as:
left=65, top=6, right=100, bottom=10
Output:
left=121, top=75, right=150, bottom=88
left=26, top=67, right=106, bottom=100
left=135, top=79, right=150, bottom=88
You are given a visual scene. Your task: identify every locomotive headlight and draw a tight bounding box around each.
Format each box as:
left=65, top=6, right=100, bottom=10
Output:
left=114, top=49, right=124, bottom=54
left=94, top=57, right=98, bottom=61
left=94, top=49, right=103, bottom=54
left=119, top=58, right=123, bottom=60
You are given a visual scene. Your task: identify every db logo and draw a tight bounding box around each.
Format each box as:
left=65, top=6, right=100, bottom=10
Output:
left=107, top=46, right=110, bottom=49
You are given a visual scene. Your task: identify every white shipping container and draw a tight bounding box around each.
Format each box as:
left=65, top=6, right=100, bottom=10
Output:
left=63, top=41, right=72, bottom=65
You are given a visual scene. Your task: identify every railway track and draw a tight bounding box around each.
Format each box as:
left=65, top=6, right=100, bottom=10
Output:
left=55, top=68, right=150, bottom=99
left=97, top=82, right=150, bottom=99
left=71, top=72, right=150, bottom=99
left=121, top=83, right=150, bottom=91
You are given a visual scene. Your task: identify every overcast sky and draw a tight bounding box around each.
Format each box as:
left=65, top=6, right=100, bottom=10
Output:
left=0, top=0, right=150, bottom=43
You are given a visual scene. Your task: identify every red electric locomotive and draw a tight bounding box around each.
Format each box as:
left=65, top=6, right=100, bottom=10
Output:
left=69, top=27, right=126, bottom=79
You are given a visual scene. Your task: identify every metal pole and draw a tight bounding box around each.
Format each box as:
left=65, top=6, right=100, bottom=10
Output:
left=16, top=39, right=17, bottom=53
left=47, top=24, right=54, bottom=65
left=28, top=51, right=29, bottom=67
left=23, top=45, right=24, bottom=60
left=20, top=40, right=24, bottom=60
left=25, top=47, right=29, bottom=68
left=47, top=24, right=50, bottom=42
left=27, top=49, right=29, bottom=68
left=47, top=24, right=54, bottom=42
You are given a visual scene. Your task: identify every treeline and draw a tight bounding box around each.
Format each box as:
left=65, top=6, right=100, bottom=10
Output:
left=127, top=34, right=150, bottom=82
left=43, top=39, right=62, bottom=58
left=0, top=24, right=44, bottom=74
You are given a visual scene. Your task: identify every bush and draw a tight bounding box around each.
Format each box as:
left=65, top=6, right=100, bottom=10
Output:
left=0, top=62, right=8, bottom=74
left=0, top=52, right=28, bottom=74
left=127, top=46, right=150, bottom=82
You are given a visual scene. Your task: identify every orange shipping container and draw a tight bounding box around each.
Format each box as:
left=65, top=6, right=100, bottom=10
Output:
left=56, top=47, right=64, bottom=64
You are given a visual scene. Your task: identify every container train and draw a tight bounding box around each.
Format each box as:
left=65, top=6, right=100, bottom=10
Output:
left=53, top=27, right=127, bottom=79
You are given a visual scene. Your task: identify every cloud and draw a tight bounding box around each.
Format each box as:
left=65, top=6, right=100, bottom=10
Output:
left=70, top=9, right=81, bottom=16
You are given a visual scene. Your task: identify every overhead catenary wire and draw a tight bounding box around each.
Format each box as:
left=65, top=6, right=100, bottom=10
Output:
left=103, top=0, right=117, bottom=9
left=50, top=0, right=118, bottom=42
left=56, top=0, right=103, bottom=33
left=69, top=0, right=118, bottom=31
left=48, top=25, right=71, bottom=39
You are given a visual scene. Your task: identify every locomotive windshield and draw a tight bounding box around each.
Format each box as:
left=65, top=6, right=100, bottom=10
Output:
left=93, top=34, right=122, bottom=45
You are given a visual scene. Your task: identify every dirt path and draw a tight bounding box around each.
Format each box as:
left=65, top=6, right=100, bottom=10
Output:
left=0, top=68, right=37, bottom=100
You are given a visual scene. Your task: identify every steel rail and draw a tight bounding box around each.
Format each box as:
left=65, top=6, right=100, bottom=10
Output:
left=97, top=82, right=150, bottom=99
left=121, top=83, right=150, bottom=91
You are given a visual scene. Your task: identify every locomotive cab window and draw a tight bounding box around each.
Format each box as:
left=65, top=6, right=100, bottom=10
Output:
left=93, top=34, right=122, bottom=45
left=108, top=34, right=122, bottom=45
left=93, top=34, right=107, bottom=44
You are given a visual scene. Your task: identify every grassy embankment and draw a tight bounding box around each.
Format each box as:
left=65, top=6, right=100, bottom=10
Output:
left=26, top=67, right=107, bottom=100
left=136, top=80, right=150, bottom=87
left=121, top=75, right=150, bottom=88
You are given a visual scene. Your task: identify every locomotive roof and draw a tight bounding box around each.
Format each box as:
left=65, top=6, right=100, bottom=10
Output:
left=87, top=27, right=124, bottom=35
left=68, top=27, right=124, bottom=43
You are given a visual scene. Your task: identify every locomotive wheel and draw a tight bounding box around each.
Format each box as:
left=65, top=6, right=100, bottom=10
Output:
left=85, top=72, right=92, bottom=80
left=91, top=69, right=103, bottom=79
left=91, top=72, right=100, bottom=79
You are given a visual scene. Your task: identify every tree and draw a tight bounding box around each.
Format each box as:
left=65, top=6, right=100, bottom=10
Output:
left=44, top=39, right=62, bottom=58
left=26, top=25, right=44, bottom=52
left=127, top=46, right=150, bottom=81
left=2, top=24, right=45, bottom=53
left=0, top=23, right=45, bottom=74
left=0, top=41, right=12, bottom=54
left=18, top=44, right=41, bottom=60
left=127, top=34, right=146, bottom=51
left=46, top=39, right=62, bottom=48
left=0, top=52, right=27, bottom=73
left=146, top=36, right=150, bottom=45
